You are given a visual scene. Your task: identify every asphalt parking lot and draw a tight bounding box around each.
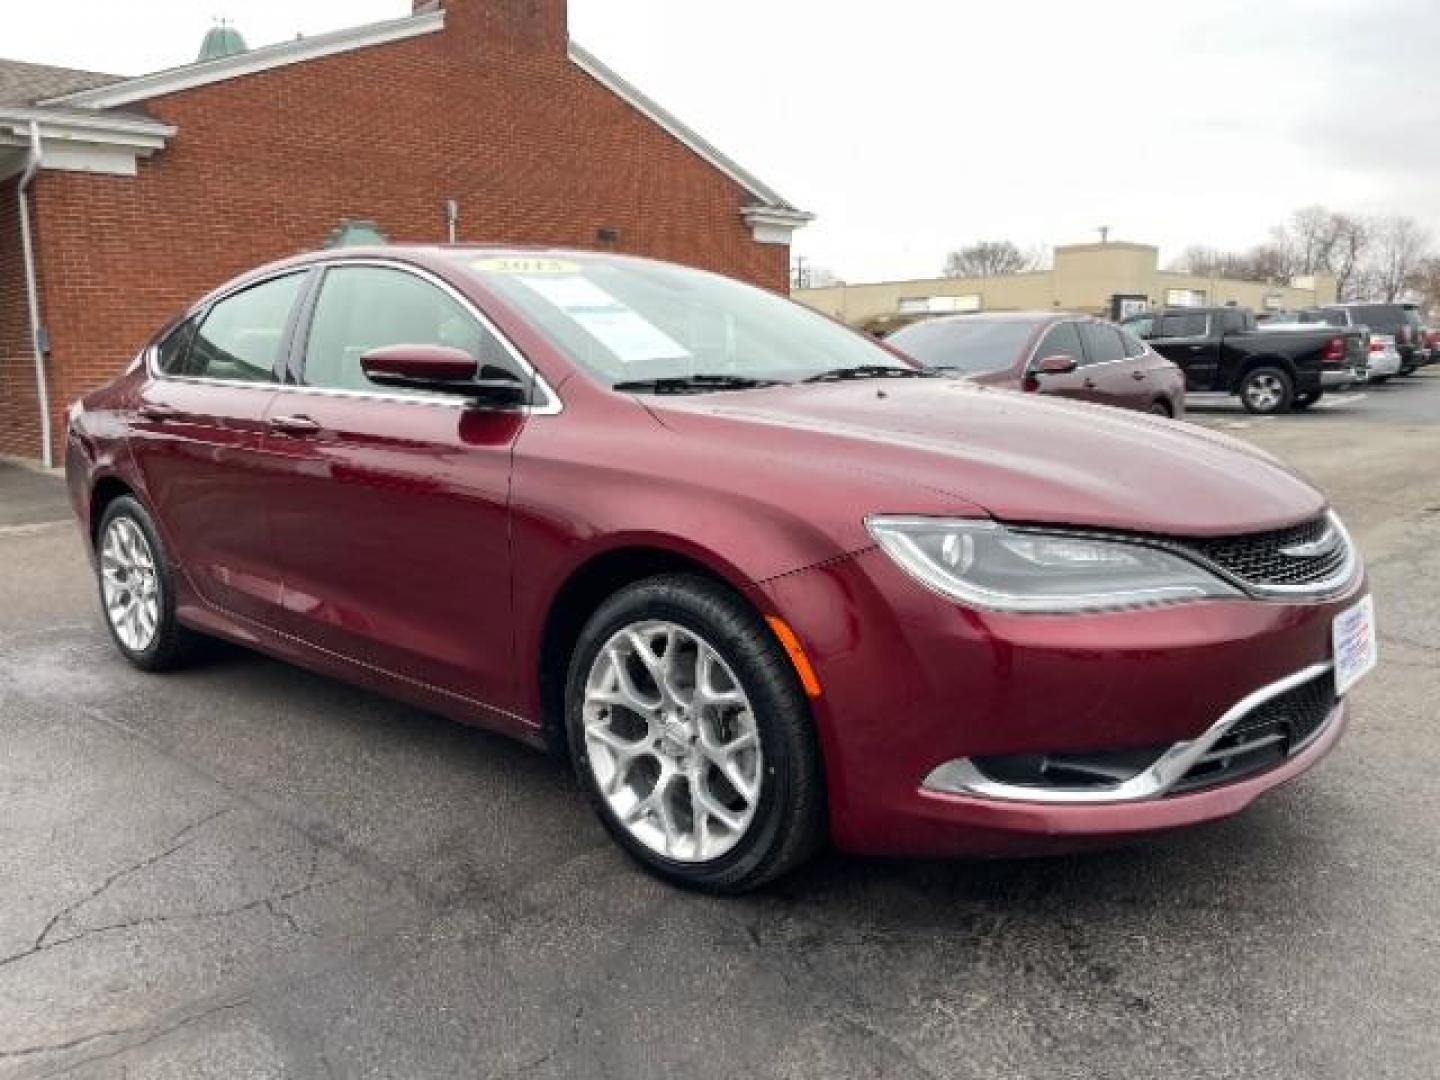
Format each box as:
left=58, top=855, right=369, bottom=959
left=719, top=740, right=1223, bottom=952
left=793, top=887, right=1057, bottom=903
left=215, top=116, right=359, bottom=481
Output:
left=2, top=373, right=1437, bottom=1079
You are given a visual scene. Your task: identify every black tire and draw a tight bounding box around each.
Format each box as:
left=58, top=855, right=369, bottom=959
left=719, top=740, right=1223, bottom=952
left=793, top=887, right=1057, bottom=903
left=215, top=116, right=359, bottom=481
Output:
left=95, top=496, right=203, bottom=672
left=1148, top=400, right=1172, bottom=418
left=1372, top=375, right=1391, bottom=385
left=1291, top=388, right=1324, bottom=411
left=1239, top=365, right=1294, bottom=415
left=565, top=573, right=826, bottom=894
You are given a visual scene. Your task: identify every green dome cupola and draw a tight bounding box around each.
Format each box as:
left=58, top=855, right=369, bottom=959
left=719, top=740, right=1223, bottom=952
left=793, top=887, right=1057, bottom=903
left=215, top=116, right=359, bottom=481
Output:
left=198, top=21, right=248, bottom=62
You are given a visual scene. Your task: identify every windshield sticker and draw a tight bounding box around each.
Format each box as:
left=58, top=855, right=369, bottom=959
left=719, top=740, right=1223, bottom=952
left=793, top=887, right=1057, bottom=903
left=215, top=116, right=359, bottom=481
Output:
left=516, top=275, right=692, bottom=364
left=473, top=257, right=580, bottom=276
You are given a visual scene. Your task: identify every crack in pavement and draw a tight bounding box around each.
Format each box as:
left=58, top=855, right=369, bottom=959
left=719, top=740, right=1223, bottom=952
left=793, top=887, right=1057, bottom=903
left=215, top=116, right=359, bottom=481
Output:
left=0, top=809, right=231, bottom=974
left=0, top=821, right=343, bottom=979
left=6, top=998, right=253, bottom=1078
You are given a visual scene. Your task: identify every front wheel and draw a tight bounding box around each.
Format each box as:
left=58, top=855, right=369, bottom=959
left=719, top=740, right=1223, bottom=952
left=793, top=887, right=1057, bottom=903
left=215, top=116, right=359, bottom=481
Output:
left=1239, top=366, right=1294, bottom=415
left=565, top=574, right=825, bottom=893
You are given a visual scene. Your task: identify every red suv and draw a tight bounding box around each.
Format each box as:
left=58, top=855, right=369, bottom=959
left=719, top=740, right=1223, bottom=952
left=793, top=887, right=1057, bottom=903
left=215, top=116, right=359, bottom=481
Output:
left=66, top=248, right=1376, bottom=892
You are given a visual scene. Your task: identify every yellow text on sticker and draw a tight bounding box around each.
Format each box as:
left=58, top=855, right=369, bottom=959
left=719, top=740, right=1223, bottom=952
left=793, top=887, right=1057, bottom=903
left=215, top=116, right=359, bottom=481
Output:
left=473, top=257, right=580, bottom=276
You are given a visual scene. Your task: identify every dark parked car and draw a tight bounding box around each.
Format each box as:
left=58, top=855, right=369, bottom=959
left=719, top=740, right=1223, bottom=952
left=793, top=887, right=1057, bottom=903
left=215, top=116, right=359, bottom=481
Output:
left=1301, top=303, right=1429, bottom=375
left=67, top=248, right=1376, bottom=892
left=1122, top=306, right=1367, bottom=414
left=887, top=313, right=1186, bottom=417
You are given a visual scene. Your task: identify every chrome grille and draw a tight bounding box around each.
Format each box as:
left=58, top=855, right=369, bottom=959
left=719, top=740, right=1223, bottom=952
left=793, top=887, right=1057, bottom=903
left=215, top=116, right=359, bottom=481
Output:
left=1168, top=516, right=1350, bottom=590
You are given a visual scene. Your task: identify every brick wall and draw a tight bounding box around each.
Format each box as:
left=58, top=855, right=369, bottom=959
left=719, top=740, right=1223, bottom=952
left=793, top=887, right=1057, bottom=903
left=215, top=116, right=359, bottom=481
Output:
left=2, top=0, right=792, bottom=461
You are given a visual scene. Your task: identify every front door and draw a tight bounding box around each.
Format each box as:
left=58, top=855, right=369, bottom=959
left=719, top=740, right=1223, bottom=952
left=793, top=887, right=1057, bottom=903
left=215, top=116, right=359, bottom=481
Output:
left=130, top=271, right=310, bottom=625
left=259, top=262, right=527, bottom=708
left=1028, top=321, right=1106, bottom=405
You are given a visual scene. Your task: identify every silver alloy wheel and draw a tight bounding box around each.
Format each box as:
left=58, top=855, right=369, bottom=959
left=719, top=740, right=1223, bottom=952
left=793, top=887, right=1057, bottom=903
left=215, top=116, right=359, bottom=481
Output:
left=100, top=517, right=161, bottom=652
left=582, top=620, right=763, bottom=863
left=1244, top=373, right=1284, bottom=411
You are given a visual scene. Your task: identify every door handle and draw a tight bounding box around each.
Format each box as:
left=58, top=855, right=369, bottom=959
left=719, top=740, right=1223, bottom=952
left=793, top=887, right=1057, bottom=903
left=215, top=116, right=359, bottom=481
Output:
left=268, top=414, right=322, bottom=437
left=1131, top=371, right=1148, bottom=381
left=139, top=402, right=182, bottom=422
left=1083, top=378, right=1098, bottom=390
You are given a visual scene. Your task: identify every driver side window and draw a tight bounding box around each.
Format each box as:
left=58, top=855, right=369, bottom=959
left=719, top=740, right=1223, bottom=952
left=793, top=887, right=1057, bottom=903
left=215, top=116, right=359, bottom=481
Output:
left=302, top=265, right=520, bottom=395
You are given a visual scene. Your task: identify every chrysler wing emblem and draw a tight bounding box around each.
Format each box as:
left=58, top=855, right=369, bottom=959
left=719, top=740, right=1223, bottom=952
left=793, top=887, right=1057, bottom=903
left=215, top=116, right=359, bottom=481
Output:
left=1281, top=524, right=1341, bottom=559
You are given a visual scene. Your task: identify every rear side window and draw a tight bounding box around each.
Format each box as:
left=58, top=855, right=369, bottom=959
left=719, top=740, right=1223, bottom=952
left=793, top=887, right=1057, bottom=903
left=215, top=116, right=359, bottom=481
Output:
left=302, top=265, right=520, bottom=395
left=1120, top=328, right=1147, bottom=358
left=1157, top=313, right=1209, bottom=337
left=179, top=274, right=306, bottom=383
left=1079, top=322, right=1125, bottom=365
left=1031, top=322, right=1084, bottom=366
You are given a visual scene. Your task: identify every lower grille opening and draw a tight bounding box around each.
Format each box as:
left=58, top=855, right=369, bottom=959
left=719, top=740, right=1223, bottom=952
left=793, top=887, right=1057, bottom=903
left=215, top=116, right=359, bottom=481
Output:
left=1169, top=671, right=1337, bottom=795
left=972, top=746, right=1167, bottom=791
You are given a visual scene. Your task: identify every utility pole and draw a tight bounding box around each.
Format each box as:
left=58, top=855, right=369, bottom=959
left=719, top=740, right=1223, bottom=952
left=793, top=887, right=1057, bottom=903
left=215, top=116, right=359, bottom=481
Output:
left=792, top=256, right=811, bottom=290
left=1097, top=226, right=1111, bottom=244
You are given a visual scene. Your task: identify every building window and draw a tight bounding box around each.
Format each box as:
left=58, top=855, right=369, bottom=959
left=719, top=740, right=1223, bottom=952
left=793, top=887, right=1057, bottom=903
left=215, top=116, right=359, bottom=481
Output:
left=1164, top=288, right=1208, bottom=307
left=897, top=295, right=982, bottom=315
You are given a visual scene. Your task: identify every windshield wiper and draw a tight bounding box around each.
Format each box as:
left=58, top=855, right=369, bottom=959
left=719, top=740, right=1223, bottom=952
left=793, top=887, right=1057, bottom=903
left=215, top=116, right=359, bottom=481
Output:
left=802, top=365, right=935, bottom=384
left=612, top=374, right=783, bottom=395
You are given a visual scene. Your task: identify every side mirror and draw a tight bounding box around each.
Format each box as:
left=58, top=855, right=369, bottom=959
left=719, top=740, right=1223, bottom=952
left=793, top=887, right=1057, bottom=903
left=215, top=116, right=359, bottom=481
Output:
left=1033, top=354, right=1079, bottom=375
left=361, top=345, right=528, bottom=408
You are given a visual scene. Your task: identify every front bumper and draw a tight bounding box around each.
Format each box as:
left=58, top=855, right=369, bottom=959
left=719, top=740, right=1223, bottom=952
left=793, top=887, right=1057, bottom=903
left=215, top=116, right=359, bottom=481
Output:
left=760, top=547, right=1363, bottom=858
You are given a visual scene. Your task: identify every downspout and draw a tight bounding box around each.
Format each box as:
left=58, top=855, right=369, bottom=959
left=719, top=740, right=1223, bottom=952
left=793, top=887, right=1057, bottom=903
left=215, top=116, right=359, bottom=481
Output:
left=17, top=120, right=53, bottom=468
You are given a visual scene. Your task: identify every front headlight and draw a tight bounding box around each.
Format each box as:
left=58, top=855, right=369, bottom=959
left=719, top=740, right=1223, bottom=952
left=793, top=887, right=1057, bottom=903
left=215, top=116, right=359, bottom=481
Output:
left=866, top=516, right=1241, bottom=613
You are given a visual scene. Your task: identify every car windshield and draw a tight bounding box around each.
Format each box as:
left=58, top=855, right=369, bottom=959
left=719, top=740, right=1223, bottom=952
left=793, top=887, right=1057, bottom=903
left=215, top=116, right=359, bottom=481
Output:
left=886, top=319, right=1036, bottom=374
left=462, top=254, right=913, bottom=388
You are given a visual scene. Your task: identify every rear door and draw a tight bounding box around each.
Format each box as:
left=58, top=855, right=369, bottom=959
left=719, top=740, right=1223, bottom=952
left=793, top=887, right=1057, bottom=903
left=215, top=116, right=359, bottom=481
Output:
left=259, top=261, right=530, bottom=707
left=1077, top=321, right=1145, bottom=410
left=131, top=271, right=311, bottom=624
left=1148, top=311, right=1216, bottom=391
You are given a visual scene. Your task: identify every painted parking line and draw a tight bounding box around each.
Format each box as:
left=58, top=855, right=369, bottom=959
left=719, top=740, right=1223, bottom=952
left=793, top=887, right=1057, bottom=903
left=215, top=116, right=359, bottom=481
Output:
left=0, top=521, right=71, bottom=539
left=1317, top=393, right=1368, bottom=409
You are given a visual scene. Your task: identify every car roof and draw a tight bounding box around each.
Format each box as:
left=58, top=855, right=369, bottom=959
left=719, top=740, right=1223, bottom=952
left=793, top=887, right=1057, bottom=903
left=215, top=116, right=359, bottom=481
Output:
left=901, top=311, right=1085, bottom=328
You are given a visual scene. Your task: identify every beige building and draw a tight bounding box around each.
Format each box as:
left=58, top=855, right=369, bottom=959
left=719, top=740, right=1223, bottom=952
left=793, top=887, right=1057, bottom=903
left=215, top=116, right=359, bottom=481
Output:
left=797, top=241, right=1338, bottom=330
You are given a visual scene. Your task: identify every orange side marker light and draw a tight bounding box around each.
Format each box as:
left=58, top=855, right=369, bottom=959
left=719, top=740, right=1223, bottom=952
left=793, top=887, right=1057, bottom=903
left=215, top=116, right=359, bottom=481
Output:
left=766, top=615, right=823, bottom=699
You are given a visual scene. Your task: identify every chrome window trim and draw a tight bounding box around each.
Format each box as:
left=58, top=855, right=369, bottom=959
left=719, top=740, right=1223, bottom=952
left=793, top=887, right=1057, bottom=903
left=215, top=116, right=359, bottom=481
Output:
left=148, top=257, right=564, bottom=416
left=923, top=661, right=1337, bottom=805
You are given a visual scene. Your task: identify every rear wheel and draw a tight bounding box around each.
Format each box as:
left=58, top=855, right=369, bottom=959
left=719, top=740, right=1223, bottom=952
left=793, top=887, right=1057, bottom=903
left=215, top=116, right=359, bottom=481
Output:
left=1372, top=375, right=1391, bottom=384
left=96, top=496, right=202, bottom=671
left=1291, top=388, right=1324, bottom=411
left=565, top=574, right=825, bottom=893
left=1239, top=366, right=1294, bottom=415
left=1148, top=400, right=1172, bottom=418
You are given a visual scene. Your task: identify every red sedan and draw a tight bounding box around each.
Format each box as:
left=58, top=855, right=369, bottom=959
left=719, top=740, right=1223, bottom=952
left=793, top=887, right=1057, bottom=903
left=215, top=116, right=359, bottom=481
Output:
left=66, top=248, right=1374, bottom=892
left=889, top=312, right=1187, bottom=417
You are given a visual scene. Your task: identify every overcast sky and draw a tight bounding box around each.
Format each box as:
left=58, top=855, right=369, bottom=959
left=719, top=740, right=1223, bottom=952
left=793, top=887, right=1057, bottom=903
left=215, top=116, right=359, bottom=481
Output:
left=8, top=1, right=1439, bottom=282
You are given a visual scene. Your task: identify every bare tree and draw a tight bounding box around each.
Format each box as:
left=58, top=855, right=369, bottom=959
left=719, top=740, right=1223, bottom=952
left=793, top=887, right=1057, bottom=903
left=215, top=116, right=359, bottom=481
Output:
left=1329, top=214, right=1371, bottom=300
left=1408, top=256, right=1440, bottom=317
left=943, top=241, right=1038, bottom=278
left=1366, top=215, right=1431, bottom=302
left=1168, top=244, right=1282, bottom=283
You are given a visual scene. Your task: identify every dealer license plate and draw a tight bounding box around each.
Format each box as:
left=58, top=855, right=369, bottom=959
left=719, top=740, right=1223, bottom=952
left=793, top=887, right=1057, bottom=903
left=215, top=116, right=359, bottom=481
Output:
left=1333, top=595, right=1378, bottom=697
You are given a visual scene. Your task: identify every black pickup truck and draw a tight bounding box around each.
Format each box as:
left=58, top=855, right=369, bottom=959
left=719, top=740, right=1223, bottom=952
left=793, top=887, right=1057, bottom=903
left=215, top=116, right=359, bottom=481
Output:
left=1120, top=307, right=1367, bottom=414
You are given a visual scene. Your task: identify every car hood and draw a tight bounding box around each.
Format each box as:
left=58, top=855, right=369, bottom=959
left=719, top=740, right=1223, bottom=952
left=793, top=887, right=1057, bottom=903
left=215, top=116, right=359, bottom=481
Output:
left=645, top=379, right=1325, bottom=537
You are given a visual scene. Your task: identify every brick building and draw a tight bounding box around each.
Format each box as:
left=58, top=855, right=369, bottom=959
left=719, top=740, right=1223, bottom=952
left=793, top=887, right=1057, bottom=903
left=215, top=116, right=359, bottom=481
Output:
left=0, top=0, right=811, bottom=464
